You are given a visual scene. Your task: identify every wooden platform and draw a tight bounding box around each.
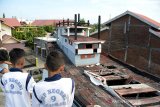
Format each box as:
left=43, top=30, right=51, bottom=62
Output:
left=128, top=96, right=160, bottom=106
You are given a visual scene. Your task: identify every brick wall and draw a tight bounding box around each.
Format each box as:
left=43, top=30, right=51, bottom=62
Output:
left=99, top=14, right=160, bottom=77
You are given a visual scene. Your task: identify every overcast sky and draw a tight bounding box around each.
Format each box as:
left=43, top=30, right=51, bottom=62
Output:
left=0, top=0, right=160, bottom=24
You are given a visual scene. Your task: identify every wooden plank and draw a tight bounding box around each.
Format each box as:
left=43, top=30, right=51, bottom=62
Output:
left=110, top=84, right=150, bottom=90
left=128, top=96, right=160, bottom=106
left=115, top=87, right=157, bottom=96
left=103, top=75, right=129, bottom=81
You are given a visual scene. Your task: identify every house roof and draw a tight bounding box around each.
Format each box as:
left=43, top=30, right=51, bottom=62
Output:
left=3, top=43, right=25, bottom=51
left=2, top=34, right=21, bottom=43
left=63, top=35, right=104, bottom=44
left=31, top=19, right=63, bottom=26
left=90, top=27, right=109, bottom=36
left=103, top=11, right=160, bottom=30
left=0, top=18, right=21, bottom=27
left=149, top=29, right=160, bottom=38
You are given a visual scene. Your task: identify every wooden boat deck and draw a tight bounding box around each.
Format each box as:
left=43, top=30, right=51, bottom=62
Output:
left=48, top=47, right=160, bottom=107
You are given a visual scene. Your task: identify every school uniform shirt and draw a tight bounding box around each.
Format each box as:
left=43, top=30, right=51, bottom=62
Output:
left=32, top=74, right=75, bottom=107
left=0, top=68, right=36, bottom=107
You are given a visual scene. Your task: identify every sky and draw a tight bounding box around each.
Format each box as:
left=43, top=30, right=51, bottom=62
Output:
left=0, top=0, right=160, bottom=24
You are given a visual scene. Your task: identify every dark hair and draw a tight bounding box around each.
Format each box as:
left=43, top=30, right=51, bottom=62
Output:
left=9, top=48, right=25, bottom=65
left=46, top=50, right=64, bottom=71
left=0, top=49, right=9, bottom=61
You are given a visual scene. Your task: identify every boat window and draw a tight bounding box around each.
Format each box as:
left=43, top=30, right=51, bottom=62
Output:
left=78, top=44, right=85, bottom=49
left=70, top=28, right=83, bottom=33
left=94, top=49, right=97, bottom=53
left=86, top=44, right=92, bottom=49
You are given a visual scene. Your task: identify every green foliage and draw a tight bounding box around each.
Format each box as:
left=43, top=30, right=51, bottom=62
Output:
left=12, top=26, right=46, bottom=49
left=90, top=23, right=98, bottom=33
left=3, top=13, right=5, bottom=18
left=90, top=23, right=105, bottom=33
left=43, top=25, right=54, bottom=33
left=0, top=88, right=2, bottom=92
left=79, top=18, right=85, bottom=23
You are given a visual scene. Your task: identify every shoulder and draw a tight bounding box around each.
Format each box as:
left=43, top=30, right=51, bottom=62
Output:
left=34, top=81, right=45, bottom=88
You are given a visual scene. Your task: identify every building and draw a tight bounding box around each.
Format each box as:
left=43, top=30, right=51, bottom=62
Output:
left=91, top=11, right=160, bottom=78
left=31, top=19, right=64, bottom=26
left=34, top=35, right=57, bottom=58
left=0, top=18, right=21, bottom=27
left=55, top=20, right=104, bottom=66
left=0, top=18, right=21, bottom=39
left=0, top=20, right=12, bottom=40
left=0, top=18, right=24, bottom=50
left=90, top=27, right=109, bottom=52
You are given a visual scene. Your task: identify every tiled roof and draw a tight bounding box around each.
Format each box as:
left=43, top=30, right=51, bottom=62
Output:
left=2, top=34, right=20, bottom=43
left=31, top=19, right=63, bottom=26
left=63, top=35, right=104, bottom=43
left=3, top=43, right=25, bottom=51
left=104, top=11, right=160, bottom=30
left=0, top=18, right=21, bottom=27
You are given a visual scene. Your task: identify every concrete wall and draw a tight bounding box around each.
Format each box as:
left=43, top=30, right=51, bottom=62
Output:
left=75, top=54, right=100, bottom=66
left=0, top=23, right=12, bottom=40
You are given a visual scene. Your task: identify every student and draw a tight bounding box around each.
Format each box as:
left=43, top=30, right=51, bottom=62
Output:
left=32, top=50, right=75, bottom=107
left=0, top=49, right=11, bottom=74
left=0, top=48, right=36, bottom=107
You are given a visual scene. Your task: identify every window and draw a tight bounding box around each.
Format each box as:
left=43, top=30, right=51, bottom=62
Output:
left=75, top=49, right=78, bottom=55
left=94, top=49, right=97, bottom=53
left=42, top=49, right=46, bottom=58
left=70, top=28, right=83, bottom=33
left=78, top=44, right=85, bottom=49
left=65, top=39, right=67, bottom=42
left=86, top=44, right=92, bottom=49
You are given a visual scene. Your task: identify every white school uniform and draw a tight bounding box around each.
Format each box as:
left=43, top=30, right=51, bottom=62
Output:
left=32, top=74, right=75, bottom=107
left=0, top=68, right=36, bottom=107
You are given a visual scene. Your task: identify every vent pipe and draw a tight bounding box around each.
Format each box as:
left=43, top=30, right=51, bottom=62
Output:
left=78, top=13, right=80, bottom=22
left=98, top=15, right=101, bottom=39
left=74, top=14, right=77, bottom=40
left=67, top=18, right=69, bottom=26
left=63, top=19, right=64, bottom=26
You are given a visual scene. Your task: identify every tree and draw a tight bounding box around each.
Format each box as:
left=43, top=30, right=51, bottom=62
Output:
left=79, top=18, right=85, bottom=23
left=12, top=26, right=46, bottom=49
left=3, top=13, right=5, bottom=18
left=43, top=25, right=54, bottom=33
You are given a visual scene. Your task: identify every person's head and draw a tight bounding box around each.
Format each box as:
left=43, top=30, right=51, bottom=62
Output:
left=45, top=50, right=65, bottom=73
left=9, top=48, right=25, bottom=69
left=0, top=49, right=10, bottom=73
left=0, top=49, right=9, bottom=63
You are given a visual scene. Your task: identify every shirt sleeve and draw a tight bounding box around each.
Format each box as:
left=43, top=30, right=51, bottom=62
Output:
left=26, top=75, right=36, bottom=93
left=32, top=89, right=40, bottom=107
left=0, top=77, right=4, bottom=92
left=68, top=79, right=75, bottom=107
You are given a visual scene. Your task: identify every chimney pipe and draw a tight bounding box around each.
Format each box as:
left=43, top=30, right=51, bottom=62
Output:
left=67, top=18, right=69, bottom=26
left=75, top=14, right=77, bottom=40
left=59, top=21, right=60, bottom=26
left=78, top=13, right=80, bottom=22
left=98, top=15, right=101, bottom=39
left=87, top=20, right=90, bottom=26
left=63, top=19, right=64, bottom=26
